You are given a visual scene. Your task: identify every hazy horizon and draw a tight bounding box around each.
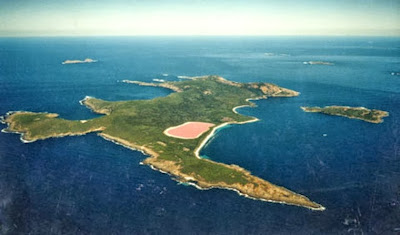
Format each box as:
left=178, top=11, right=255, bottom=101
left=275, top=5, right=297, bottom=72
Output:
left=1, top=0, right=399, bottom=37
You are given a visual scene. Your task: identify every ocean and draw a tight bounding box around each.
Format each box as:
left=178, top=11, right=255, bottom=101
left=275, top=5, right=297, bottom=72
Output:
left=0, top=36, right=399, bottom=234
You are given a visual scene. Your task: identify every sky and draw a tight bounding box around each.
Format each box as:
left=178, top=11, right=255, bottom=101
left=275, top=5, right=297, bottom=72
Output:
left=0, top=0, right=399, bottom=36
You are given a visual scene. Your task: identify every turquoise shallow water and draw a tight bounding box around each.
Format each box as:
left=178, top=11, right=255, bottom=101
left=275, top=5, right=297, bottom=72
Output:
left=0, top=37, right=399, bottom=234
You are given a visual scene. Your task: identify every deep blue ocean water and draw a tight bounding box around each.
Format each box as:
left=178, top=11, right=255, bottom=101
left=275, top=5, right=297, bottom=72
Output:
left=0, top=36, right=399, bottom=234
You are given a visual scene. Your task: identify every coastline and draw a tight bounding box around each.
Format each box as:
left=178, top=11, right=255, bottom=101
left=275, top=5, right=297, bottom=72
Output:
left=183, top=182, right=326, bottom=211
left=98, top=133, right=160, bottom=158
left=1, top=111, right=35, bottom=143
left=1, top=83, right=325, bottom=211
left=195, top=97, right=262, bottom=159
left=79, top=96, right=95, bottom=106
left=301, top=106, right=389, bottom=124
left=122, top=80, right=182, bottom=92
left=144, top=155, right=326, bottom=211
left=1, top=110, right=106, bottom=143
left=2, top=114, right=325, bottom=211
left=188, top=95, right=326, bottom=211
left=3, top=125, right=106, bottom=143
left=90, top=97, right=325, bottom=211
left=194, top=118, right=259, bottom=160
left=80, top=96, right=113, bottom=115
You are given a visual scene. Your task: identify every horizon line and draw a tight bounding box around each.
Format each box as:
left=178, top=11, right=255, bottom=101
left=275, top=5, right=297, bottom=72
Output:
left=1, top=34, right=400, bottom=38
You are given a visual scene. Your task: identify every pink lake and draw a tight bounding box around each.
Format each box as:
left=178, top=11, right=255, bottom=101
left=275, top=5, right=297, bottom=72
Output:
left=164, top=122, right=215, bottom=139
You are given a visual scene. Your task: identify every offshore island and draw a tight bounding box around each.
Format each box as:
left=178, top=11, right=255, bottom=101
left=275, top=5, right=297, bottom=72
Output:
left=301, top=106, right=389, bottom=123
left=62, top=58, right=97, bottom=64
left=1, top=76, right=325, bottom=211
left=303, top=61, right=334, bottom=65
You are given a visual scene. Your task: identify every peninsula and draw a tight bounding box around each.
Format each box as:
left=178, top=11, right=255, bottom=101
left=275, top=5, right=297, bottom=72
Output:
left=301, top=106, right=389, bottom=123
left=62, top=58, right=97, bottom=64
left=1, top=76, right=325, bottom=211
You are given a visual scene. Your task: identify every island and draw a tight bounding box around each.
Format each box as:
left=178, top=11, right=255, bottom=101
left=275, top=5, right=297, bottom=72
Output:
left=62, top=58, right=97, bottom=64
left=301, top=106, right=389, bottom=123
left=1, top=75, right=325, bottom=211
left=303, top=61, right=334, bottom=65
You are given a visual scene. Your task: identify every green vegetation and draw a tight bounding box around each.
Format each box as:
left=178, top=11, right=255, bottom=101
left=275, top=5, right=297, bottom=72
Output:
left=301, top=106, right=389, bottom=123
left=3, top=112, right=105, bottom=141
left=2, top=75, right=325, bottom=210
